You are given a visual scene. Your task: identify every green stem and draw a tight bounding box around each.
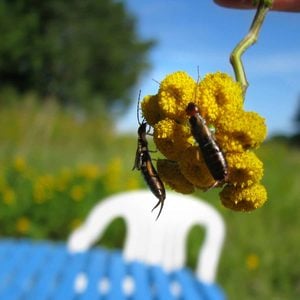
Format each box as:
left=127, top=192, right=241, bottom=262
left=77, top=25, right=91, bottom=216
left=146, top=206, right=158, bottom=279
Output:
left=230, top=0, right=272, bottom=98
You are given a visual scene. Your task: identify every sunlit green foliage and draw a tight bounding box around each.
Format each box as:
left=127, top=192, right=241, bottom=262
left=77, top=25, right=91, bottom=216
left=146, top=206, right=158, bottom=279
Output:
left=0, top=98, right=143, bottom=239
left=0, top=156, right=141, bottom=239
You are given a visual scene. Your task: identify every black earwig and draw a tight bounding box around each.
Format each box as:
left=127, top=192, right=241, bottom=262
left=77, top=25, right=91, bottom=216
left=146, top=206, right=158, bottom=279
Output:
left=186, top=102, right=228, bottom=188
left=133, top=97, right=166, bottom=219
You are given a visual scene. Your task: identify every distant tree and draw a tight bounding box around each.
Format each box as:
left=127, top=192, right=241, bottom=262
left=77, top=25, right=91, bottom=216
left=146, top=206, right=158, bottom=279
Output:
left=294, top=95, right=300, bottom=132
left=0, top=0, right=154, bottom=111
left=290, top=94, right=300, bottom=146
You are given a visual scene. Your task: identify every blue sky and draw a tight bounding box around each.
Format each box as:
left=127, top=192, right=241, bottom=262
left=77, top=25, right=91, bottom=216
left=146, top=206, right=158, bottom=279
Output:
left=117, top=0, right=300, bottom=137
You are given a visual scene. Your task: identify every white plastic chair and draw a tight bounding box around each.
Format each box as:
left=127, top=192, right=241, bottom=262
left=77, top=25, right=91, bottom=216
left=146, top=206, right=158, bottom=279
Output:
left=68, top=190, right=225, bottom=285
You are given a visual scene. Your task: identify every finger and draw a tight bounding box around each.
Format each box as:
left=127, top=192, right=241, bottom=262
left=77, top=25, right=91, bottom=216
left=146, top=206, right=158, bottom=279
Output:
left=214, top=0, right=257, bottom=10
left=214, top=0, right=300, bottom=12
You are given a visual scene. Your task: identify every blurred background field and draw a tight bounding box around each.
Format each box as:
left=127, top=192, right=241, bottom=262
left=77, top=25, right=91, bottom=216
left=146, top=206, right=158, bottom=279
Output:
left=0, top=1, right=300, bottom=299
left=0, top=98, right=300, bottom=299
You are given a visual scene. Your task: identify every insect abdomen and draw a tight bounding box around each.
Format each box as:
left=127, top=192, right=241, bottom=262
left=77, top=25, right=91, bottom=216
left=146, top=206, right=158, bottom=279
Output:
left=187, top=103, right=228, bottom=184
left=141, top=154, right=166, bottom=200
left=201, top=139, right=228, bottom=181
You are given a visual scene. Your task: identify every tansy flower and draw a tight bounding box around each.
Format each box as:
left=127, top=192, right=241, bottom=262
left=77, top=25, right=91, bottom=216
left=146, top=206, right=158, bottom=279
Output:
left=141, top=95, right=161, bottom=126
left=70, top=185, right=85, bottom=202
left=153, top=118, right=193, bottom=161
left=220, top=183, right=267, bottom=211
left=69, top=218, right=82, bottom=230
left=216, top=110, right=267, bottom=151
left=196, top=72, right=244, bottom=123
left=77, top=163, right=101, bottom=180
left=2, top=188, right=16, bottom=205
left=226, top=152, right=264, bottom=188
left=13, top=156, right=27, bottom=173
left=246, top=253, right=260, bottom=271
left=16, top=217, right=30, bottom=234
left=140, top=71, right=267, bottom=212
left=158, top=71, right=196, bottom=122
left=157, top=159, right=195, bottom=194
left=179, top=146, right=215, bottom=189
left=33, top=175, right=55, bottom=203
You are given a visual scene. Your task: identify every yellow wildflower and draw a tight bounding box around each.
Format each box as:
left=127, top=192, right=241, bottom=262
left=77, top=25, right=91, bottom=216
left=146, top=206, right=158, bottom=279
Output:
left=141, top=70, right=267, bottom=212
left=16, top=217, right=30, bottom=234
left=69, top=218, right=82, bottom=230
left=77, top=163, right=101, bottom=180
left=153, top=119, right=192, bottom=161
left=216, top=110, right=267, bottom=151
left=33, top=175, right=55, bottom=203
left=13, top=156, right=27, bottom=173
left=199, top=73, right=243, bottom=108
left=246, top=253, right=260, bottom=271
left=157, top=159, right=195, bottom=194
left=70, top=185, right=85, bottom=202
left=220, top=183, right=267, bottom=211
left=2, top=188, right=16, bottom=205
left=179, top=147, right=215, bottom=189
left=196, top=72, right=244, bottom=123
left=142, top=71, right=196, bottom=124
left=226, top=152, right=264, bottom=187
left=141, top=95, right=161, bottom=126
left=215, top=132, right=245, bottom=153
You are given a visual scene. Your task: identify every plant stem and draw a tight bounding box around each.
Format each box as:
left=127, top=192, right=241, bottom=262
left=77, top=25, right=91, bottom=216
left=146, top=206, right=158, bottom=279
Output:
left=230, top=0, right=272, bottom=97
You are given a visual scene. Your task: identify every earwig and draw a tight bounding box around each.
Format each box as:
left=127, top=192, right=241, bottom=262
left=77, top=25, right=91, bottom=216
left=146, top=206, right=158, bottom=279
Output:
left=186, top=102, right=228, bottom=188
left=133, top=96, right=166, bottom=219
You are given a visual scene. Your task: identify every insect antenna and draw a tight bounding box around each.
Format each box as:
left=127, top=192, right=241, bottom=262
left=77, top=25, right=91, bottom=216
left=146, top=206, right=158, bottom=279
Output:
left=136, top=89, right=143, bottom=126
left=151, top=78, right=161, bottom=86
left=192, top=66, right=201, bottom=103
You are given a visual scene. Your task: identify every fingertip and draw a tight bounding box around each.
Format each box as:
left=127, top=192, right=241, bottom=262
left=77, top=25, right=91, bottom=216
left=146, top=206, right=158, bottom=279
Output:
left=213, top=0, right=255, bottom=10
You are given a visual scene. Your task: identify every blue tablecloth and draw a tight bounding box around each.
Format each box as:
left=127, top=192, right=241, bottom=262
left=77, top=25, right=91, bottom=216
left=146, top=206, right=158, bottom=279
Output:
left=0, top=239, right=225, bottom=300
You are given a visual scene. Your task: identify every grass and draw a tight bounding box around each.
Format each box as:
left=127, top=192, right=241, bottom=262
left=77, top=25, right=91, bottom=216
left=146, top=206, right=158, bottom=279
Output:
left=213, top=141, right=300, bottom=299
left=0, top=98, right=300, bottom=299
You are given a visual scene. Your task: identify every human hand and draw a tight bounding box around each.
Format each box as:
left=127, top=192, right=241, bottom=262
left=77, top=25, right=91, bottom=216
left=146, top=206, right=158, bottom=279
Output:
left=214, top=0, right=300, bottom=12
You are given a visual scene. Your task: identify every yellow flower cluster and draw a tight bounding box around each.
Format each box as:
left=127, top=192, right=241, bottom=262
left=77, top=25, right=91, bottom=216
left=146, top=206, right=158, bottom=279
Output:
left=16, top=217, right=30, bottom=234
left=246, top=253, right=260, bottom=271
left=13, top=156, right=27, bottom=173
left=33, top=175, right=55, bottom=204
left=141, top=71, right=267, bottom=211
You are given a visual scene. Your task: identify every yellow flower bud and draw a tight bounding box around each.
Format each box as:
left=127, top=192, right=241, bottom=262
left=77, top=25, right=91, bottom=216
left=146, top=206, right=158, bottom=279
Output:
left=227, top=152, right=264, bottom=187
left=157, top=159, right=194, bottom=194
left=157, top=71, right=196, bottom=122
left=153, top=118, right=192, bottom=160
left=179, top=146, right=215, bottom=189
left=141, top=94, right=161, bottom=126
left=220, top=183, right=267, bottom=211
left=217, top=110, right=267, bottom=150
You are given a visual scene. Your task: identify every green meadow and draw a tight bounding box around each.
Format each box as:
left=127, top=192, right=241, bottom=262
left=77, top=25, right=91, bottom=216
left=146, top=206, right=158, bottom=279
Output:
left=0, top=98, right=299, bottom=299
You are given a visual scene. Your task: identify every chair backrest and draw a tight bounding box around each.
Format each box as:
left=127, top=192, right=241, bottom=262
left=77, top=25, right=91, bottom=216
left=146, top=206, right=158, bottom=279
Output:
left=67, top=190, right=225, bottom=284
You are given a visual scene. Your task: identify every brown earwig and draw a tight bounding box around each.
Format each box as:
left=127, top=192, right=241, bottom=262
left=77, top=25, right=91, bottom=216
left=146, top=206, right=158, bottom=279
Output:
left=186, top=102, right=228, bottom=188
left=133, top=98, right=166, bottom=219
